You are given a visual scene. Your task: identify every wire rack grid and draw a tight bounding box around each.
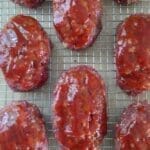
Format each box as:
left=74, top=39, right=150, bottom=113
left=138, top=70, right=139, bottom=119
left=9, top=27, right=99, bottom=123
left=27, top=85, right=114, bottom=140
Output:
left=0, top=0, right=150, bottom=149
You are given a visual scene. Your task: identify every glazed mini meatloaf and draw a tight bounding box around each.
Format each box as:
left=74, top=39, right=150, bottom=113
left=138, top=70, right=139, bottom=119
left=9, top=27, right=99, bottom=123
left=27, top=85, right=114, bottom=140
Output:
left=0, top=15, right=51, bottom=91
left=0, top=100, right=48, bottom=150
left=11, top=0, right=45, bottom=8
left=115, top=101, right=150, bottom=150
left=53, top=0, right=103, bottom=50
left=115, top=0, right=138, bottom=5
left=53, top=65, right=107, bottom=149
left=115, top=14, right=150, bottom=95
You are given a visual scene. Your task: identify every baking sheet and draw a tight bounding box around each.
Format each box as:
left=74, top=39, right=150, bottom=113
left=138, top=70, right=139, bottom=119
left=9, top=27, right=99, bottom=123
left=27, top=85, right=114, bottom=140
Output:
left=0, top=0, right=150, bottom=149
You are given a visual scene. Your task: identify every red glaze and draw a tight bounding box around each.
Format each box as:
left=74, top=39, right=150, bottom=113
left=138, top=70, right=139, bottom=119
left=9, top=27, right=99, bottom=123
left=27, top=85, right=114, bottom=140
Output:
left=115, top=101, right=150, bottom=150
left=11, top=0, right=45, bottom=8
left=53, top=65, right=107, bottom=149
left=53, top=0, right=103, bottom=50
left=0, top=100, right=48, bottom=150
left=116, top=14, right=150, bottom=95
left=0, top=15, right=51, bottom=91
left=115, top=0, right=138, bottom=5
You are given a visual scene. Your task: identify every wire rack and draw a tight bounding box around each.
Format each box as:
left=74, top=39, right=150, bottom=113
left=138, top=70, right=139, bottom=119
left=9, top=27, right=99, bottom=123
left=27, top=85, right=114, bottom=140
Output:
left=0, top=0, right=150, bottom=149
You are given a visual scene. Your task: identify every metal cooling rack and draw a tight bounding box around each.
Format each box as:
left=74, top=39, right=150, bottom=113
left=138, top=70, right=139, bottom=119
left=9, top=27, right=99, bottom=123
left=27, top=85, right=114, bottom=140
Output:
left=0, top=0, right=150, bottom=149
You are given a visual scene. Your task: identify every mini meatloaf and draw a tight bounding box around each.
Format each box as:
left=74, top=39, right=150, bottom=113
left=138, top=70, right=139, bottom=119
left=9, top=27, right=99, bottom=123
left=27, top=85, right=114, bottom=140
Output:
left=115, top=14, right=150, bottom=95
left=115, top=101, right=150, bottom=150
left=11, top=0, right=45, bottom=8
left=0, top=15, right=51, bottom=91
left=53, top=0, right=103, bottom=50
left=53, top=65, right=107, bottom=149
left=115, top=0, right=138, bottom=5
left=0, top=100, right=48, bottom=150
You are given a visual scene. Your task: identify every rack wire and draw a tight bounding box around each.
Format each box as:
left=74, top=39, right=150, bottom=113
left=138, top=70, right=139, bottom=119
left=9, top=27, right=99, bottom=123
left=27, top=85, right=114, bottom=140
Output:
left=0, top=0, right=150, bottom=149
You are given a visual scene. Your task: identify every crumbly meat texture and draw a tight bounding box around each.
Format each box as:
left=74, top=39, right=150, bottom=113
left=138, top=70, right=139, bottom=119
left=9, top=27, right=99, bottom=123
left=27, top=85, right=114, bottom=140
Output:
left=0, top=15, right=51, bottom=91
left=53, top=0, right=103, bottom=50
left=53, top=65, right=107, bottom=149
left=115, top=14, right=150, bottom=95
left=115, top=0, right=138, bottom=5
left=115, top=101, right=150, bottom=150
left=11, top=0, right=45, bottom=8
left=0, top=100, right=48, bottom=150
